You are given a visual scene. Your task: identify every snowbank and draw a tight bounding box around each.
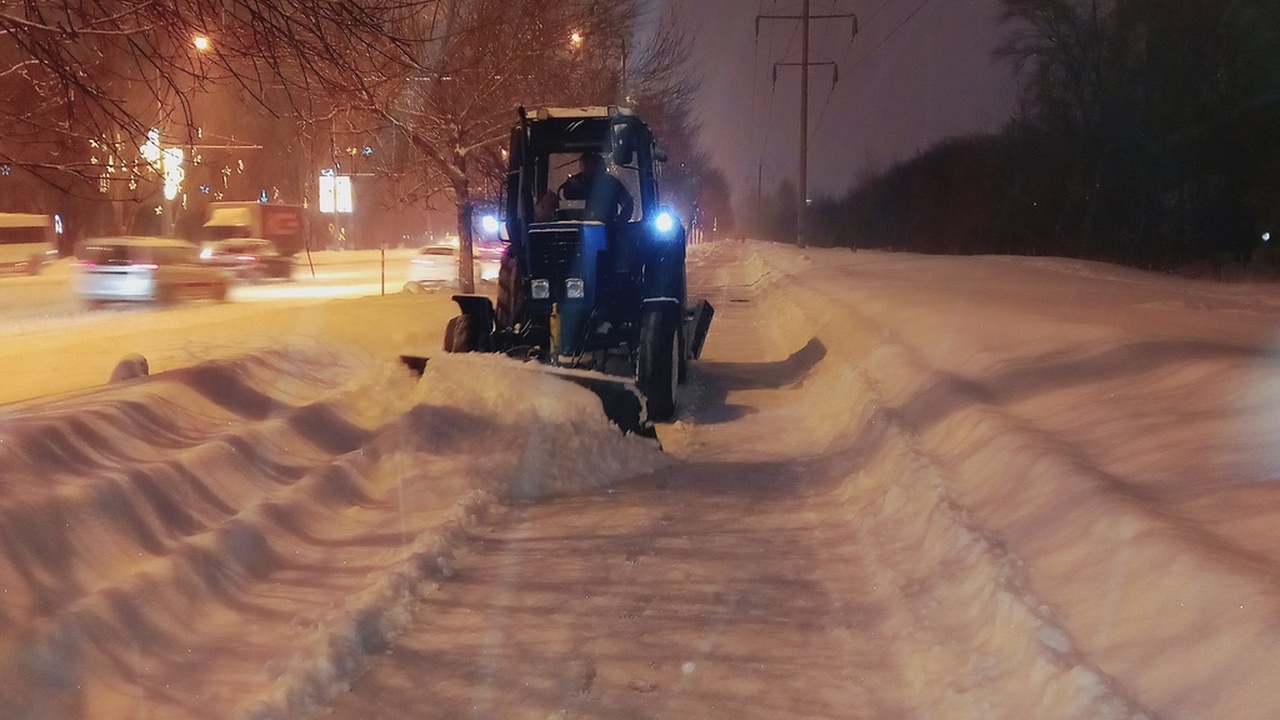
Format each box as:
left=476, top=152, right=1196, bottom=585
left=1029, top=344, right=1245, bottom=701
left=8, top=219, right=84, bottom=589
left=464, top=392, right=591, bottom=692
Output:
left=0, top=342, right=664, bottom=720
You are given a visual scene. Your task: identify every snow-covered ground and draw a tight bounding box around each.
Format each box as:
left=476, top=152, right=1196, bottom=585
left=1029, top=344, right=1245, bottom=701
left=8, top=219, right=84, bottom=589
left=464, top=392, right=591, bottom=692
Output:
left=3, top=239, right=1280, bottom=719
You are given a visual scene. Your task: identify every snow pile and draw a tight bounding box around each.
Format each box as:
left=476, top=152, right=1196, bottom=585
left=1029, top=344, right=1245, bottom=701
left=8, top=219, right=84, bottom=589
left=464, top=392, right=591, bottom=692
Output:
left=415, top=352, right=669, bottom=499
left=0, top=341, right=664, bottom=720
left=750, top=242, right=1280, bottom=719
left=715, top=262, right=1149, bottom=718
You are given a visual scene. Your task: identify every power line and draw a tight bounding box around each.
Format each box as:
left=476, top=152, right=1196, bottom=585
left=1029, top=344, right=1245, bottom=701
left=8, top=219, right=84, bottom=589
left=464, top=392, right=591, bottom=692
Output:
left=849, top=0, right=934, bottom=74
left=814, top=0, right=934, bottom=130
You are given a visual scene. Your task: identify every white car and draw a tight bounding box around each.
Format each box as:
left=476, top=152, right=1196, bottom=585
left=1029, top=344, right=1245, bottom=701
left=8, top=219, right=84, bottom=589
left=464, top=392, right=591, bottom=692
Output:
left=408, top=243, right=501, bottom=285
left=74, top=236, right=230, bottom=307
left=408, top=244, right=458, bottom=284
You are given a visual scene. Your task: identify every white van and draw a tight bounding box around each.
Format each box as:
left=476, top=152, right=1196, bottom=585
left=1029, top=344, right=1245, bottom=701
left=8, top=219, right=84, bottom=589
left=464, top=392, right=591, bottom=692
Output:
left=73, top=236, right=230, bottom=306
left=0, top=213, right=57, bottom=275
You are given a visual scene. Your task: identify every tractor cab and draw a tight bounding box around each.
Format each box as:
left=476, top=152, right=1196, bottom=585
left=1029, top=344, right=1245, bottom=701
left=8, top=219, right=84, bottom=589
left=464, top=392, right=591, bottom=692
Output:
left=509, top=106, right=656, bottom=226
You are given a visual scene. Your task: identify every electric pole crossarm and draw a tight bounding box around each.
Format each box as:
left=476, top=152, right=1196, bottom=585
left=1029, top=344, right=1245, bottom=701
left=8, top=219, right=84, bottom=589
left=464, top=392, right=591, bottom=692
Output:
left=757, top=13, right=857, bottom=38
left=774, top=61, right=840, bottom=89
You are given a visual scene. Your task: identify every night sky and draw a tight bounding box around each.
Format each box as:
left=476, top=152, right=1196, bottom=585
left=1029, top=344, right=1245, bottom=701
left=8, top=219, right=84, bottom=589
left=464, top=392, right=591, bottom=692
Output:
left=664, top=0, right=1019, bottom=207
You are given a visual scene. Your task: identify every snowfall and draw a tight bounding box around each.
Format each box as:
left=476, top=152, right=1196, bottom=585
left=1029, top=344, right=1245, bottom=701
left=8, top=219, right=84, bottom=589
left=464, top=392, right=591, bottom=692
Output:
left=1, top=238, right=1279, bottom=719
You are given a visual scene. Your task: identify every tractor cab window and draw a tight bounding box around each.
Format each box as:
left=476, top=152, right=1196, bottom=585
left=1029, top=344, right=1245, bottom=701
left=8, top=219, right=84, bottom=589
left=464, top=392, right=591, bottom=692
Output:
left=544, top=151, right=640, bottom=224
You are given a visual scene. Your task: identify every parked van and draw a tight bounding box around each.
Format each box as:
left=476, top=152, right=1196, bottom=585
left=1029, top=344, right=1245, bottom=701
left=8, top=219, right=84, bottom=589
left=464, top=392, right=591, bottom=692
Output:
left=73, top=236, right=230, bottom=307
left=0, top=213, right=57, bottom=275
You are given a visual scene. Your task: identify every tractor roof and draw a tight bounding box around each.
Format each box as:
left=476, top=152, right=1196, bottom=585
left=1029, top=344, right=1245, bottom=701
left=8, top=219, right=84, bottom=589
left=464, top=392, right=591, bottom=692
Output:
left=532, top=106, right=637, bottom=120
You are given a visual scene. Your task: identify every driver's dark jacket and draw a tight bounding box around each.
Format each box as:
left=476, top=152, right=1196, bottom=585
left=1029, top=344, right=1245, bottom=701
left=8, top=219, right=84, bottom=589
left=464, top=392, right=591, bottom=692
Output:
left=559, top=171, right=634, bottom=224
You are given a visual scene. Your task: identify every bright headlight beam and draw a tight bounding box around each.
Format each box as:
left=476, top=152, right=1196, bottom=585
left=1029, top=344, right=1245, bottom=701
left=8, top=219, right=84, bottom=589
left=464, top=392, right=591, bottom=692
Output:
left=655, top=211, right=675, bottom=234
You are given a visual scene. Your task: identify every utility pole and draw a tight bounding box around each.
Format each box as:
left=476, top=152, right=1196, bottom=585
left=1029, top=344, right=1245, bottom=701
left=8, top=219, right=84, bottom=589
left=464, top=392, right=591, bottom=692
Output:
left=758, top=2, right=856, bottom=248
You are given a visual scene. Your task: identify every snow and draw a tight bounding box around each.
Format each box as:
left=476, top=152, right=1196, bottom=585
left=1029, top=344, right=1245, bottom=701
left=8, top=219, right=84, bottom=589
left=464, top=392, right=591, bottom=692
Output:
left=2, top=240, right=1280, bottom=718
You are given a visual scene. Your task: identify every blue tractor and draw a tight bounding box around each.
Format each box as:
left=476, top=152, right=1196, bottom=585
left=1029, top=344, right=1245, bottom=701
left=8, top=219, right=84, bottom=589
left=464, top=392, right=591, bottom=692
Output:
left=441, top=106, right=714, bottom=428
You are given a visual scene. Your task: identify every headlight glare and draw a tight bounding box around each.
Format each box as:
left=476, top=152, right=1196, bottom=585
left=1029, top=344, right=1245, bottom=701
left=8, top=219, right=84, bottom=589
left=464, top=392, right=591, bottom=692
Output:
left=654, top=211, right=676, bottom=234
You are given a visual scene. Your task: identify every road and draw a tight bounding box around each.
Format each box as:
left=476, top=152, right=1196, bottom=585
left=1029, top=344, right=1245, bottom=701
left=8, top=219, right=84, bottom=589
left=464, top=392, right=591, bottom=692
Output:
left=0, top=249, right=429, bottom=325
left=0, top=249, right=475, bottom=407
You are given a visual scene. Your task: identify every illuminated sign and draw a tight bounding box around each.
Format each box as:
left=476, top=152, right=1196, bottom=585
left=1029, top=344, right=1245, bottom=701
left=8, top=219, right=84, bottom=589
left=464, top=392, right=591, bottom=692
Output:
left=318, top=173, right=353, bottom=214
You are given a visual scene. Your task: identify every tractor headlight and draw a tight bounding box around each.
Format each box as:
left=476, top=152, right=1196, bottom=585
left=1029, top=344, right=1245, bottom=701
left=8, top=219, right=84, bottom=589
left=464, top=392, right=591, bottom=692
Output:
left=654, top=210, right=676, bottom=235
left=531, top=278, right=550, bottom=299
left=565, top=277, right=585, bottom=299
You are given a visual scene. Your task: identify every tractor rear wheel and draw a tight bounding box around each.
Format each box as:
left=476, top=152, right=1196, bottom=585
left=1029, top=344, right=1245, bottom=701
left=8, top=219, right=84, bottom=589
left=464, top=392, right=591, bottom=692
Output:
left=638, top=307, right=680, bottom=422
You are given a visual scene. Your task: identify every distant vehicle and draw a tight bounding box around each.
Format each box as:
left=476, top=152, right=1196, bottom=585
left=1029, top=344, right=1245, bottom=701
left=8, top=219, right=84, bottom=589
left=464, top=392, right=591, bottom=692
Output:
left=474, top=239, right=503, bottom=282
left=199, top=238, right=293, bottom=281
left=408, top=242, right=501, bottom=286
left=408, top=244, right=458, bottom=284
left=73, top=236, right=230, bottom=307
left=0, top=213, right=57, bottom=275
left=201, top=202, right=306, bottom=279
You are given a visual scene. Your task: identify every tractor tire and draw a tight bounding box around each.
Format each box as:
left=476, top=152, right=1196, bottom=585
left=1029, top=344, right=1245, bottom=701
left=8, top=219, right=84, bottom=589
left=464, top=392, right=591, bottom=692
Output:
left=495, top=244, right=526, bottom=330
left=443, top=314, right=480, bottom=353
left=638, top=307, right=680, bottom=422
left=677, top=321, right=689, bottom=384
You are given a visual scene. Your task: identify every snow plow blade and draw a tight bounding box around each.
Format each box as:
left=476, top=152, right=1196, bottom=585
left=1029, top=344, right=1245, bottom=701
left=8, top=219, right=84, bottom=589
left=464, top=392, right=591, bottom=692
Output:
left=398, top=355, right=656, bottom=439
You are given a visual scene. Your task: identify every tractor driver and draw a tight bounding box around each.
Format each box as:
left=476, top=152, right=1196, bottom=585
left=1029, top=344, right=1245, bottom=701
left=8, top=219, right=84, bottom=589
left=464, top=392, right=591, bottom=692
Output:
left=559, top=152, right=635, bottom=224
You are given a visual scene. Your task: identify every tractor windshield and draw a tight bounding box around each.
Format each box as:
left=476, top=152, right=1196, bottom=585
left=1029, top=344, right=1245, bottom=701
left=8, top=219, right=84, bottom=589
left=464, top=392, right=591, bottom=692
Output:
left=544, top=151, right=641, bottom=224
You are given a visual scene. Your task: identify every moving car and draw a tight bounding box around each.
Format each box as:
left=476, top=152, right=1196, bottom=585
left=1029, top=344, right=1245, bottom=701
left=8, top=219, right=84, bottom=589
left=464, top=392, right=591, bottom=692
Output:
left=199, top=238, right=293, bottom=281
left=408, top=244, right=459, bottom=284
left=474, top=239, right=503, bottom=282
left=0, top=213, right=58, bottom=275
left=74, top=236, right=230, bottom=307
left=407, top=242, right=502, bottom=286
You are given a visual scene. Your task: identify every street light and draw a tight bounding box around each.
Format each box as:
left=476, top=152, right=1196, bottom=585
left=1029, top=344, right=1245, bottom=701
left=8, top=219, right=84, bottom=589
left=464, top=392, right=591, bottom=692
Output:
left=192, top=34, right=211, bottom=52
left=570, top=30, right=584, bottom=49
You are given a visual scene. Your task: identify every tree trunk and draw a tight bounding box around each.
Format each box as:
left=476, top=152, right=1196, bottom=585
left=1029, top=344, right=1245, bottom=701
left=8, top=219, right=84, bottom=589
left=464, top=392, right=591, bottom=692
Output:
left=454, top=178, right=476, bottom=294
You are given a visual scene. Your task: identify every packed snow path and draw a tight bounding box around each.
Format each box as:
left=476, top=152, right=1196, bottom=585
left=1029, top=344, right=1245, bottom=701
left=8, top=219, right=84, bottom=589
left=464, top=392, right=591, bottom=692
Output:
left=4, top=241, right=1280, bottom=718
left=324, top=243, right=1155, bottom=720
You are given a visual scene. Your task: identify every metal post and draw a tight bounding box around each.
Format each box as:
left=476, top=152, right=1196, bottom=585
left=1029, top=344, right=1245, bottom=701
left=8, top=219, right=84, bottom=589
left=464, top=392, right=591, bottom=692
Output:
left=756, top=3, right=855, bottom=250
left=799, top=0, right=809, bottom=249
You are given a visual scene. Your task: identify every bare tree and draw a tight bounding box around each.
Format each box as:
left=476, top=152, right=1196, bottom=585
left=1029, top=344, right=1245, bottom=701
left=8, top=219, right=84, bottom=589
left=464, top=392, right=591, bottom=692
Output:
left=2, top=0, right=710, bottom=273
left=342, top=0, right=697, bottom=292
left=0, top=0, right=440, bottom=229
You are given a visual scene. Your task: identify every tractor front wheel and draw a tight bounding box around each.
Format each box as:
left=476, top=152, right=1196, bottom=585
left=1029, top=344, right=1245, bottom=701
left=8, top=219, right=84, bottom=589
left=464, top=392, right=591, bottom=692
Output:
left=638, top=307, right=680, bottom=422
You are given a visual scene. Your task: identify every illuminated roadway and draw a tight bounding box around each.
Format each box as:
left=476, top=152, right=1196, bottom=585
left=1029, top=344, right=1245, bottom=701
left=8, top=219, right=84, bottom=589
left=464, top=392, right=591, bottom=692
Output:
left=0, top=248, right=460, bottom=326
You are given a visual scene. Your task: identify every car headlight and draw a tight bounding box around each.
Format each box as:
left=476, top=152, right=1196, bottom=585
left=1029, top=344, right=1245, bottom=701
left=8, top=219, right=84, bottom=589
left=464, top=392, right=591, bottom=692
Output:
left=565, top=277, right=585, bottom=299
left=530, top=278, right=550, bottom=299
